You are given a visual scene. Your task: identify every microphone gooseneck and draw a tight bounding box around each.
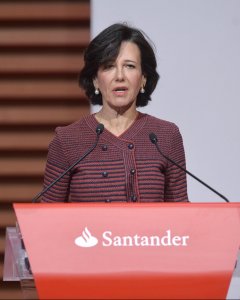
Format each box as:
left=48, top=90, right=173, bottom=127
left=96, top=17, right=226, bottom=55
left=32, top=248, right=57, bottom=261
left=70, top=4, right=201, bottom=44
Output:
left=32, top=124, right=105, bottom=203
left=149, top=132, right=230, bottom=203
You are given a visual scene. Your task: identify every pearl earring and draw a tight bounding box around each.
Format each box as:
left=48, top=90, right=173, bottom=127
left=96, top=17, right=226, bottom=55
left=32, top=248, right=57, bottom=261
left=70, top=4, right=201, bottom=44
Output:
left=95, top=88, right=100, bottom=95
left=140, top=87, right=145, bottom=94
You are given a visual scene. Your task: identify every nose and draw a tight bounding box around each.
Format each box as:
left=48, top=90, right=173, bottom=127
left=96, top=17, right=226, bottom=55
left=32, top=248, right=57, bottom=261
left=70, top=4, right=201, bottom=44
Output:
left=115, top=66, right=124, bottom=81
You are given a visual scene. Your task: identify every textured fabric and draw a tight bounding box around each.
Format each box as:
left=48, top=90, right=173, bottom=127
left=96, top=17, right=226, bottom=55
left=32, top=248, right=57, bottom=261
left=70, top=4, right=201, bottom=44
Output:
left=41, top=113, right=188, bottom=203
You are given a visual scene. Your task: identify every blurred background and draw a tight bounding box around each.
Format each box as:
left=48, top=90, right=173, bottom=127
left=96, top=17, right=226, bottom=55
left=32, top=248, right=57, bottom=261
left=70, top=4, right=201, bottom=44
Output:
left=0, top=0, right=90, bottom=298
left=1, top=0, right=240, bottom=298
left=91, top=0, right=240, bottom=204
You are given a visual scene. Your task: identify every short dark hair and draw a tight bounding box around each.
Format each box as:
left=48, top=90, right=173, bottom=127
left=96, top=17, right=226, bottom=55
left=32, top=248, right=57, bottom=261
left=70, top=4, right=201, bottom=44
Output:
left=78, top=23, right=160, bottom=107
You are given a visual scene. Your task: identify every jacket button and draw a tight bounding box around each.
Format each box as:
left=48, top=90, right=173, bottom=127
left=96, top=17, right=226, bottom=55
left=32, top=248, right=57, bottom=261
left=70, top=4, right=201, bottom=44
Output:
left=102, top=145, right=108, bottom=151
left=102, top=171, right=108, bottom=178
left=130, top=195, right=137, bottom=202
left=128, top=143, right=134, bottom=149
left=130, top=168, right=135, bottom=175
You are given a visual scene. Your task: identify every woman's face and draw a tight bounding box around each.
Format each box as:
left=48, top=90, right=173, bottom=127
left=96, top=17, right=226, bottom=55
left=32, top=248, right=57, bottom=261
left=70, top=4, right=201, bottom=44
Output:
left=94, top=41, right=146, bottom=111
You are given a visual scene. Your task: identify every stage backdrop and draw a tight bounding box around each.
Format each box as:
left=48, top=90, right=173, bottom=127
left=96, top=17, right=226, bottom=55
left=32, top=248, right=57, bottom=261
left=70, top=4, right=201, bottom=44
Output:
left=91, top=0, right=240, bottom=203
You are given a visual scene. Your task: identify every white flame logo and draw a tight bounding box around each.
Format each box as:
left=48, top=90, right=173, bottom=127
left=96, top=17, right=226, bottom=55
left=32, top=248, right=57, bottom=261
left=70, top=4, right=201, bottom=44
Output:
left=75, top=227, right=98, bottom=247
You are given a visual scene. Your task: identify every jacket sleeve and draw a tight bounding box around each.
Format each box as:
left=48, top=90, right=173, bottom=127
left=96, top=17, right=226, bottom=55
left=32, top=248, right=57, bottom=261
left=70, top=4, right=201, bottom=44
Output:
left=41, top=128, right=71, bottom=202
left=164, top=125, right=189, bottom=202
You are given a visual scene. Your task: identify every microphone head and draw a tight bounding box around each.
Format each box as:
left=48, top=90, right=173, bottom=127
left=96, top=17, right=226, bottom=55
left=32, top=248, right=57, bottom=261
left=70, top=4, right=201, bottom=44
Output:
left=96, top=123, right=104, bottom=135
left=149, top=132, right=158, bottom=144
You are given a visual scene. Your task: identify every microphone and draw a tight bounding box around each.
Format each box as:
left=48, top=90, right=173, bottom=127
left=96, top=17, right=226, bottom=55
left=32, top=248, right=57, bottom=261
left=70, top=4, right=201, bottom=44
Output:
left=22, top=124, right=104, bottom=273
left=149, top=132, right=230, bottom=202
left=32, top=123, right=104, bottom=202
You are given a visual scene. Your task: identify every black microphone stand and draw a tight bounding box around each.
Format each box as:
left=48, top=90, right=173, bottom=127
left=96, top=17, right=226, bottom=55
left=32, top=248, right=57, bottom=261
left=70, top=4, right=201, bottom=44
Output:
left=32, top=124, right=104, bottom=203
left=149, top=133, right=230, bottom=202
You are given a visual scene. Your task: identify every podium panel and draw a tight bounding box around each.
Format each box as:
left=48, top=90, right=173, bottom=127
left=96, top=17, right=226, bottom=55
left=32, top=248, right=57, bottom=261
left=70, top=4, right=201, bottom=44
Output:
left=3, top=226, right=37, bottom=299
left=13, top=202, right=240, bottom=299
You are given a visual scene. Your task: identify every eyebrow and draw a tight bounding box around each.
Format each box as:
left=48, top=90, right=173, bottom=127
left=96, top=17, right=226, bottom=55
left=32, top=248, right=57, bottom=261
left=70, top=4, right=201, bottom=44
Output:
left=123, top=59, right=137, bottom=64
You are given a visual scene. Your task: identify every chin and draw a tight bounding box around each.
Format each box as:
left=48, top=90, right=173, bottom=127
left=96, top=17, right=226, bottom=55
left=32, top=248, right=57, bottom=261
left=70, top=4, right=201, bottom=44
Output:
left=111, top=99, right=136, bottom=109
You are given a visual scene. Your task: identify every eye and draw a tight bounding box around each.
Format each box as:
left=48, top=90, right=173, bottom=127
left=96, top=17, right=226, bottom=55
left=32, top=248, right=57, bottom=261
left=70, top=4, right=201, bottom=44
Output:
left=102, top=63, right=114, bottom=70
left=125, top=64, right=136, bottom=69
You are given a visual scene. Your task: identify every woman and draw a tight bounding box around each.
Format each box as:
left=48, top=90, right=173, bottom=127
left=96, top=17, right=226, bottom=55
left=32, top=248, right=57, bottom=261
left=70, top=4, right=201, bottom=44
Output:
left=41, top=23, right=188, bottom=203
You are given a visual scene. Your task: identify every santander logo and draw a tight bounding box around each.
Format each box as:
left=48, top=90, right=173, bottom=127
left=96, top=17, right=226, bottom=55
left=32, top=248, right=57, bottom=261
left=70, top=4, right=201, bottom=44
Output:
left=74, top=227, right=98, bottom=247
left=75, top=227, right=189, bottom=248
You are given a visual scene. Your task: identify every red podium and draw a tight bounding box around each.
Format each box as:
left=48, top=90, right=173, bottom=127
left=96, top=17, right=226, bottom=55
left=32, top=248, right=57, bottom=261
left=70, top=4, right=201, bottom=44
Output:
left=5, top=203, right=240, bottom=299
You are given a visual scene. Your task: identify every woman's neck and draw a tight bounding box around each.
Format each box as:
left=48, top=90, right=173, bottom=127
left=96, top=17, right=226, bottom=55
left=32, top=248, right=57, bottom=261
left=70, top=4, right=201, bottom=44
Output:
left=95, top=107, right=139, bottom=137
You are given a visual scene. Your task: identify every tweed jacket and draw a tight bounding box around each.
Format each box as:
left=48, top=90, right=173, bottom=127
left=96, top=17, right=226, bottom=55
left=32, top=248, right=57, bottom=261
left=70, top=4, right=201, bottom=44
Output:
left=41, top=113, right=188, bottom=203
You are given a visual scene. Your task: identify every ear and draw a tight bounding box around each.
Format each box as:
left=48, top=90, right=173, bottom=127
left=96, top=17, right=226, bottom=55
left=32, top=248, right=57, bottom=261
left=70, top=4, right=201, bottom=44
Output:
left=93, top=78, right=98, bottom=89
left=142, top=75, right=147, bottom=88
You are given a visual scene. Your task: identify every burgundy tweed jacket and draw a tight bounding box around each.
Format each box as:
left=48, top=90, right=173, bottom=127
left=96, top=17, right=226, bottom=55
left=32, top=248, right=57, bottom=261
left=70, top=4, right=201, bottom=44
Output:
left=41, top=113, right=188, bottom=203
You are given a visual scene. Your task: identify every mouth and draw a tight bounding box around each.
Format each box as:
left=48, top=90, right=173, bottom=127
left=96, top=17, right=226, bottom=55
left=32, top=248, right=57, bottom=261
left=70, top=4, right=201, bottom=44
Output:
left=113, top=87, right=128, bottom=91
left=113, top=87, right=128, bottom=96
